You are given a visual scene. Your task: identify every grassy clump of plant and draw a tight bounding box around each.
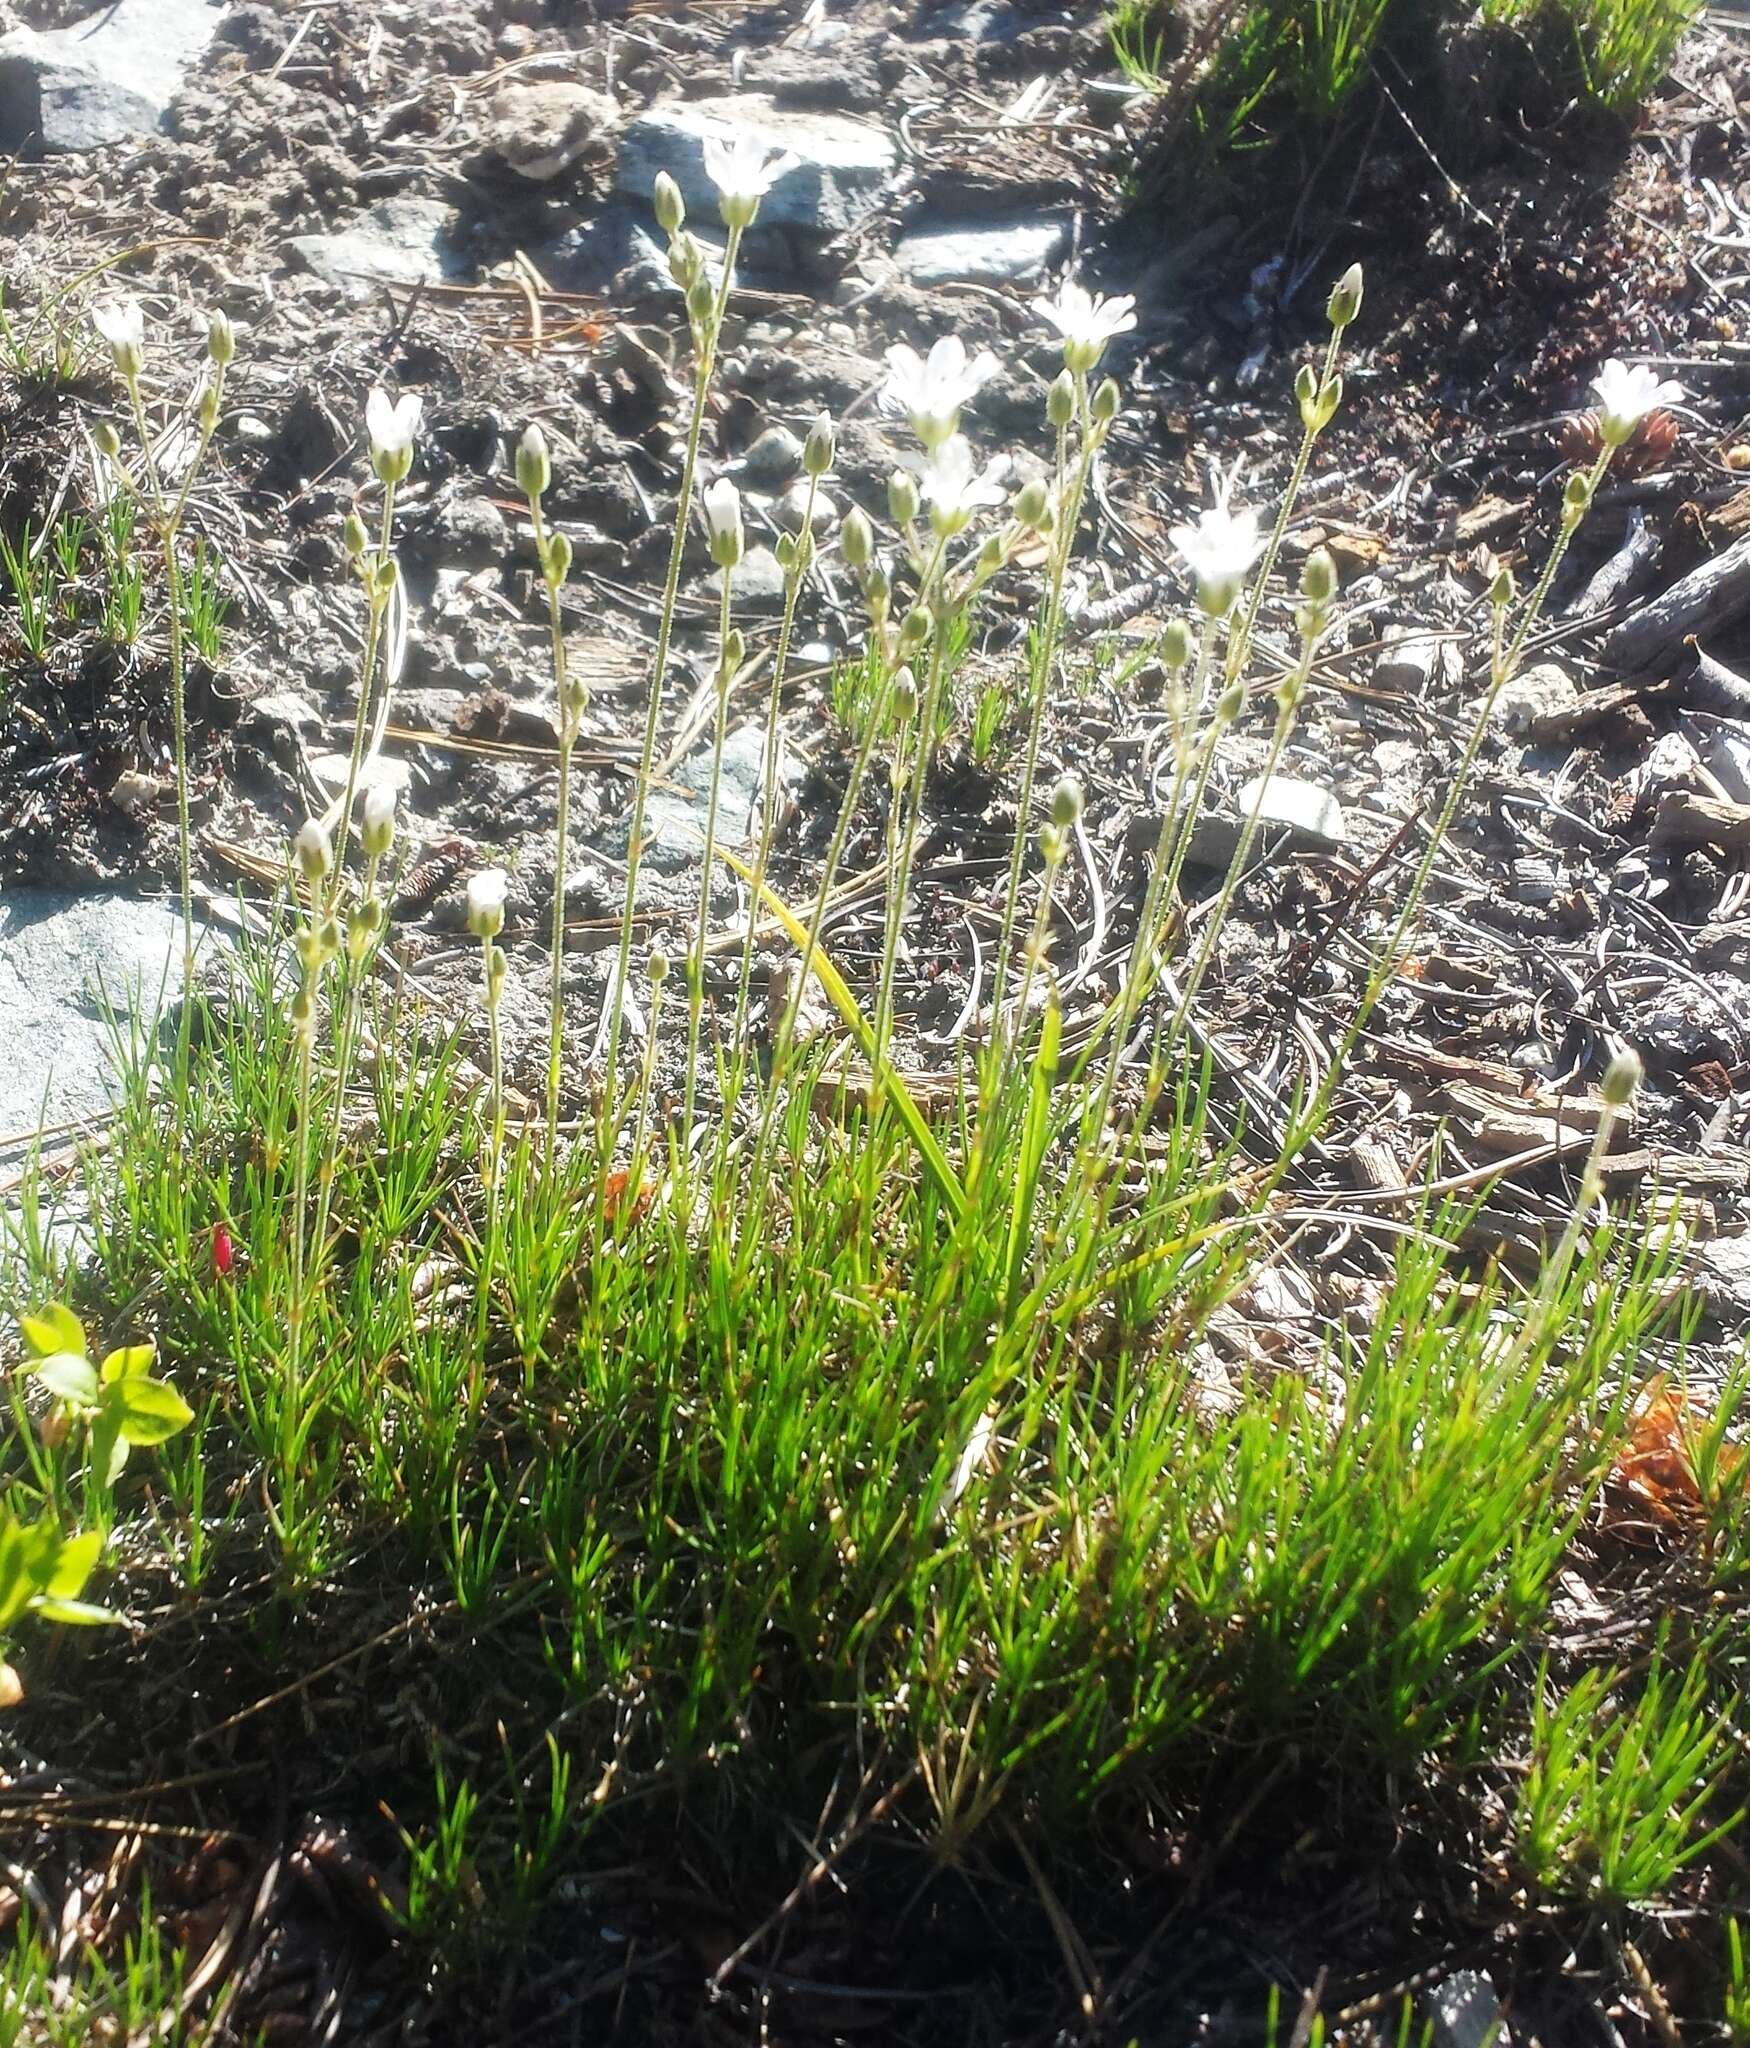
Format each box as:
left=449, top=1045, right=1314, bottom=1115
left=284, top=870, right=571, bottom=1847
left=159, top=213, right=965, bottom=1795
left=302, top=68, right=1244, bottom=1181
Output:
left=0, top=149, right=1744, bottom=2032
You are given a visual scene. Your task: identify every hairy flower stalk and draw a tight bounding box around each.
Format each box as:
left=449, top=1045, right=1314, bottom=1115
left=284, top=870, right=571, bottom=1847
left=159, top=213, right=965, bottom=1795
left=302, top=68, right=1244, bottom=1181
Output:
left=92, top=297, right=235, bottom=1008
left=630, top=943, right=671, bottom=1180
left=734, top=412, right=833, bottom=1049
left=601, top=155, right=762, bottom=1197
left=1008, top=775, right=1081, bottom=1036
left=520, top=424, right=583, bottom=1162
left=467, top=869, right=510, bottom=1350
left=326, top=390, right=418, bottom=917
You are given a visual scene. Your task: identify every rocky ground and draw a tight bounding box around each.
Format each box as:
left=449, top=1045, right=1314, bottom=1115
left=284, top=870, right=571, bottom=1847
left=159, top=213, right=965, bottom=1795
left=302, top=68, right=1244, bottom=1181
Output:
left=1, top=0, right=1750, bottom=2034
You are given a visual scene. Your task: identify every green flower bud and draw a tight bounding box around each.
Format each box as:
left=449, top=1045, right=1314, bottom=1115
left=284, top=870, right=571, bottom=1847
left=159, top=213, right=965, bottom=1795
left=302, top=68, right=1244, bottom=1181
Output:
left=648, top=943, right=671, bottom=984
left=289, top=982, right=316, bottom=1030
left=803, top=410, right=835, bottom=478
left=891, top=664, right=918, bottom=717
left=1160, top=618, right=1194, bottom=672
left=1047, top=370, right=1076, bottom=430
left=668, top=230, right=704, bottom=290
left=343, top=510, right=369, bottom=559
left=360, top=786, right=396, bottom=861
left=898, top=607, right=931, bottom=656
left=197, top=377, right=221, bottom=436
left=372, top=556, right=399, bottom=605
left=206, top=310, right=236, bottom=365
left=294, top=819, right=332, bottom=883
left=685, top=276, right=715, bottom=330
left=1040, top=821, right=1069, bottom=867
left=1214, top=677, right=1245, bottom=724
left=487, top=943, right=508, bottom=1004
left=654, top=171, right=685, bottom=236
left=1301, top=546, right=1338, bottom=606
left=1091, top=377, right=1120, bottom=423
left=544, top=528, right=573, bottom=588
left=517, top=423, right=551, bottom=501
left=1562, top=470, right=1593, bottom=526
left=314, top=915, right=342, bottom=962
left=721, top=627, right=746, bottom=676
left=776, top=532, right=798, bottom=576
left=888, top=469, right=920, bottom=526
left=975, top=530, right=1007, bottom=577
left=1050, top=773, right=1083, bottom=829
left=841, top=506, right=874, bottom=570
left=1013, top=477, right=1052, bottom=530
left=1601, top=1046, right=1642, bottom=1108
left=1489, top=563, right=1516, bottom=609
left=93, top=420, right=122, bottom=462
left=1326, top=262, right=1364, bottom=330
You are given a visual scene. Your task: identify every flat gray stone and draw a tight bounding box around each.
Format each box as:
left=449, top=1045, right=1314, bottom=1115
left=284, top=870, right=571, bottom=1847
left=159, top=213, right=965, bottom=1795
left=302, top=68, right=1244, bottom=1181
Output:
left=533, top=203, right=723, bottom=298
left=0, top=0, right=219, bottom=154
left=0, top=893, right=189, bottom=1140
left=713, top=545, right=788, bottom=610
left=606, top=723, right=798, bottom=878
left=1493, top=660, right=1580, bottom=736
left=616, top=94, right=895, bottom=236
left=893, top=216, right=1068, bottom=286
left=1186, top=775, right=1346, bottom=867
left=289, top=197, right=466, bottom=291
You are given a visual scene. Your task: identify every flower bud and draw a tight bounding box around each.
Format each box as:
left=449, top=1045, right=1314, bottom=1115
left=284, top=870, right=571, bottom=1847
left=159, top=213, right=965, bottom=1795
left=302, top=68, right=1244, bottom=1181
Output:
left=1091, top=377, right=1120, bottom=423
left=685, top=276, right=715, bottom=330
left=1601, top=1046, right=1642, bottom=1108
left=1040, top=821, right=1069, bottom=867
left=863, top=561, right=890, bottom=616
left=466, top=868, right=507, bottom=941
left=1050, top=774, right=1083, bottom=829
left=372, top=556, right=399, bottom=604
left=654, top=171, right=685, bottom=236
left=294, top=819, right=333, bottom=884
left=1046, top=370, right=1076, bottom=430
left=668, top=230, right=704, bottom=290
left=1489, top=563, right=1516, bottom=609
left=803, top=410, right=835, bottom=478
left=487, top=943, right=508, bottom=1004
left=841, top=506, right=874, bottom=570
left=975, top=530, right=1007, bottom=577
left=1301, top=546, right=1338, bottom=606
left=544, top=529, right=572, bottom=589
left=888, top=469, right=920, bottom=526
left=347, top=899, right=382, bottom=960
left=892, top=665, right=918, bottom=718
left=1327, top=262, right=1364, bottom=330
left=898, top=607, right=931, bottom=656
left=93, top=420, right=121, bottom=462
left=560, top=671, right=590, bottom=722
left=289, top=982, right=317, bottom=1032
left=721, top=628, right=746, bottom=676
left=315, top=914, right=342, bottom=962
left=206, top=309, right=235, bottom=365
left=1214, top=677, right=1246, bottom=724
left=649, top=943, right=671, bottom=984
left=1160, top=618, right=1193, bottom=672
left=1560, top=475, right=1592, bottom=533
left=197, top=377, right=221, bottom=436
left=1013, top=477, right=1052, bottom=530
left=703, top=477, right=743, bottom=569
left=361, top=784, right=396, bottom=861
left=343, top=511, right=369, bottom=559
left=517, top=423, right=551, bottom=501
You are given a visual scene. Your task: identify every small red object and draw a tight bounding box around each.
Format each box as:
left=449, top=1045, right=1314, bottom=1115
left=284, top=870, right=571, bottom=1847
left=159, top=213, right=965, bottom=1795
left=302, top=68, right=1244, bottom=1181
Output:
left=211, top=1223, right=234, bottom=1280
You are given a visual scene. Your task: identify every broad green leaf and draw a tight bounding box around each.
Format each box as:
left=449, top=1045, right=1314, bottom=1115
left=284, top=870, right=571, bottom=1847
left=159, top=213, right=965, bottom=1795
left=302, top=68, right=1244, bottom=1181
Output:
left=30, top=1597, right=118, bottom=1628
left=45, top=1528, right=101, bottom=1601
left=99, top=1344, right=156, bottom=1385
left=110, top=1376, right=194, bottom=1444
left=712, top=847, right=966, bottom=1223
left=30, top=1355, right=99, bottom=1407
left=20, top=1303, right=85, bottom=1361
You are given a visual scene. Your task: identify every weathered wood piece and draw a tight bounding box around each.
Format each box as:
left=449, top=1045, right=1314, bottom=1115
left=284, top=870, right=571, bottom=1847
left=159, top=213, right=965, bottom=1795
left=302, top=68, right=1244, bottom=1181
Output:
left=1601, top=532, right=1750, bottom=674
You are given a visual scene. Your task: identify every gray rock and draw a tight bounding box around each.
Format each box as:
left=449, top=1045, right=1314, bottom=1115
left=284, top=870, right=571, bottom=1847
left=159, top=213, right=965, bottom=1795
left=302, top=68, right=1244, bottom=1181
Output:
left=484, top=80, right=618, bottom=181
left=604, top=723, right=797, bottom=878
left=893, top=216, right=1068, bottom=286
left=288, top=197, right=466, bottom=292
left=713, top=545, right=788, bottom=610
left=616, top=94, right=895, bottom=237
left=777, top=479, right=837, bottom=532
left=1375, top=627, right=1443, bottom=694
left=1186, top=775, right=1346, bottom=867
left=0, top=892, right=189, bottom=1138
left=1493, top=660, right=1579, bottom=736
left=1422, top=1971, right=1506, bottom=2048
left=533, top=203, right=721, bottom=299
left=739, top=425, right=804, bottom=484
left=435, top=494, right=510, bottom=564
left=1691, top=1233, right=1750, bottom=1325
left=0, top=0, right=220, bottom=155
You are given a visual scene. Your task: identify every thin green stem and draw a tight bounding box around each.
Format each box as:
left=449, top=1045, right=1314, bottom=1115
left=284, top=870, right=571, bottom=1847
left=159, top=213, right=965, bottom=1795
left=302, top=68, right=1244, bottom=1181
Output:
left=325, top=489, right=398, bottom=913
left=683, top=572, right=737, bottom=1152
left=529, top=493, right=574, bottom=1165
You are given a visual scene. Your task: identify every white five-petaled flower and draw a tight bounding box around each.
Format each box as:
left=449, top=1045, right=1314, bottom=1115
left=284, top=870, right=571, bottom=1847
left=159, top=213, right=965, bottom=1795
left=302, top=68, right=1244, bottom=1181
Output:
left=881, top=336, right=1000, bottom=451
left=701, top=476, right=744, bottom=567
left=466, top=869, right=508, bottom=941
left=701, top=129, right=798, bottom=229
left=92, top=297, right=145, bottom=380
left=1034, top=279, right=1136, bottom=374
left=914, top=434, right=1009, bottom=537
left=365, top=386, right=422, bottom=485
left=1170, top=502, right=1265, bottom=617
left=1589, top=359, right=1682, bottom=450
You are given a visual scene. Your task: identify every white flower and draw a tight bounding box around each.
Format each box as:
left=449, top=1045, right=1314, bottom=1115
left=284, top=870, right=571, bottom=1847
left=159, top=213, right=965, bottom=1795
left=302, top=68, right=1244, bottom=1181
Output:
left=1034, top=279, right=1136, bottom=374
left=92, top=297, right=145, bottom=380
left=466, top=869, right=508, bottom=941
left=881, top=336, right=1000, bottom=450
left=365, top=386, right=422, bottom=484
left=1589, top=359, right=1682, bottom=449
left=701, top=476, right=744, bottom=567
left=1170, top=502, right=1264, bottom=616
left=914, top=434, right=1009, bottom=537
left=701, top=129, right=798, bottom=228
